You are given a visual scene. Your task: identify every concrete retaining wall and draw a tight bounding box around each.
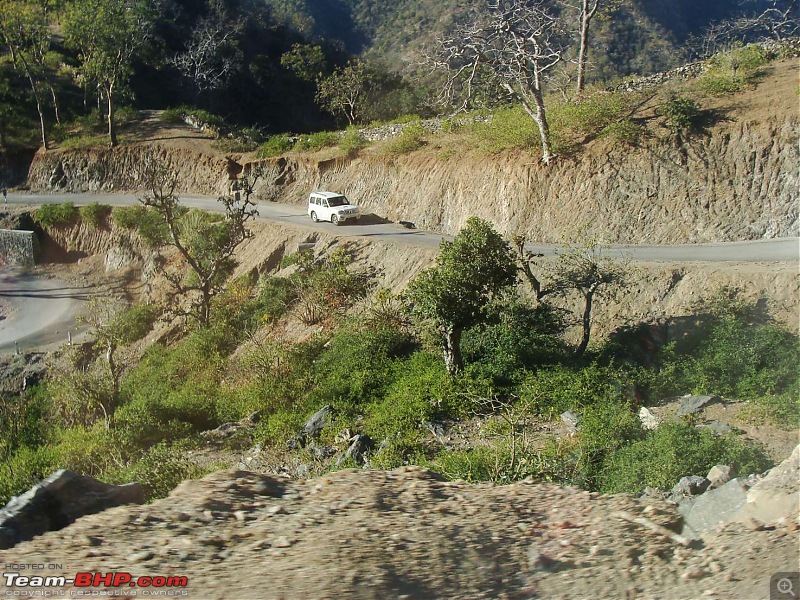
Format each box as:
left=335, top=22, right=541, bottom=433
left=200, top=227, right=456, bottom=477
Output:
left=0, top=230, right=39, bottom=266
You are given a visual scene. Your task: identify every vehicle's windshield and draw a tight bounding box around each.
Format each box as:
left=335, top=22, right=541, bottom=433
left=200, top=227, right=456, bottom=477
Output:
left=327, top=196, right=348, bottom=207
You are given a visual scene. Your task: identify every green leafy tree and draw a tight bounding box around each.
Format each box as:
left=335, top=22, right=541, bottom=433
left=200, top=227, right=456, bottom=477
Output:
left=281, top=43, right=327, bottom=83
left=315, top=60, right=373, bottom=125
left=0, top=0, right=53, bottom=148
left=140, top=156, right=260, bottom=327
left=63, top=0, right=153, bottom=147
left=407, top=217, right=518, bottom=376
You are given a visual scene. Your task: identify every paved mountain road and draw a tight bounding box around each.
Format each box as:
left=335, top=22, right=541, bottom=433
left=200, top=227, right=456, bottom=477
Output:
left=0, top=192, right=797, bottom=354
left=9, top=192, right=800, bottom=261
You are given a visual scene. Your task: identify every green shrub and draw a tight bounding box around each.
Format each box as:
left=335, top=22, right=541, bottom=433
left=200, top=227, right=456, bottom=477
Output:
left=50, top=424, right=127, bottom=477
left=0, top=445, right=56, bottom=506
left=738, top=391, right=800, bottom=429
left=339, top=128, right=369, bottom=155
left=308, top=324, right=415, bottom=422
left=518, top=363, right=637, bottom=417
left=33, top=202, right=79, bottom=227
left=698, top=44, right=770, bottom=96
left=79, top=203, right=112, bottom=228
left=550, top=92, right=630, bottom=141
left=115, top=304, right=159, bottom=343
left=468, top=106, right=539, bottom=153
left=364, top=351, right=449, bottom=446
left=293, top=131, right=339, bottom=152
left=600, top=420, right=773, bottom=493
left=212, top=137, right=259, bottom=153
left=0, top=385, right=50, bottom=461
left=382, top=122, right=426, bottom=155
left=160, top=108, right=184, bottom=124
left=432, top=446, right=508, bottom=483
left=257, top=135, right=294, bottom=158
left=600, top=118, right=644, bottom=145
left=461, top=300, right=569, bottom=386
left=658, top=95, right=701, bottom=131
left=105, top=441, right=208, bottom=501
left=60, top=135, right=108, bottom=150
left=111, top=205, right=168, bottom=247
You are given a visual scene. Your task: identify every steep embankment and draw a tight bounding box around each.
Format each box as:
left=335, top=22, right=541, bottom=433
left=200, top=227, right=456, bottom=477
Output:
left=25, top=61, right=799, bottom=245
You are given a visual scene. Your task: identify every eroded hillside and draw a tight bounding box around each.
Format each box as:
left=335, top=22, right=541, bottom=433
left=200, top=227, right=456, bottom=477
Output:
left=25, top=61, right=799, bottom=245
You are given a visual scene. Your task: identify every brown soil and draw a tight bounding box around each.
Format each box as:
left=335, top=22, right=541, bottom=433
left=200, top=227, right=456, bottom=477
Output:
left=0, top=467, right=797, bottom=599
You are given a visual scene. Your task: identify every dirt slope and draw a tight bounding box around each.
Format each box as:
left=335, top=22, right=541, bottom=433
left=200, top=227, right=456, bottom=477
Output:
left=25, top=61, right=800, bottom=245
left=0, top=467, right=797, bottom=599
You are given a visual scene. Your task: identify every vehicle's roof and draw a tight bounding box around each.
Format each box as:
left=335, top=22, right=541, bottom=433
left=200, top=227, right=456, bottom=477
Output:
left=310, top=191, right=346, bottom=198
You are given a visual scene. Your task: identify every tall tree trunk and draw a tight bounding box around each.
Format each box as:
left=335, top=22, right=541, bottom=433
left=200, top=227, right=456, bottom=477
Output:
left=49, top=84, right=61, bottom=125
left=525, top=88, right=553, bottom=165
left=443, top=326, right=463, bottom=377
left=576, top=289, right=594, bottom=357
left=576, top=0, right=599, bottom=94
left=106, top=85, right=116, bottom=147
left=31, top=80, right=48, bottom=150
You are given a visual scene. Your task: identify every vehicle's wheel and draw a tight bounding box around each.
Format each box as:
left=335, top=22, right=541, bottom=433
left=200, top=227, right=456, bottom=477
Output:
left=331, top=214, right=341, bottom=225
left=310, top=211, right=318, bottom=222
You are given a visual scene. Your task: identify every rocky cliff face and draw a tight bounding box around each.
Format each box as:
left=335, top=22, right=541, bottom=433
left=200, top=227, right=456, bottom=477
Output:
left=27, top=144, right=234, bottom=197
left=26, top=111, right=798, bottom=246
left=246, top=117, right=798, bottom=244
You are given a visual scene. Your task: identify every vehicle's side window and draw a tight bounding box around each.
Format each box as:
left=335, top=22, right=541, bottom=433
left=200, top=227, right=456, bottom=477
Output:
left=323, top=200, right=329, bottom=208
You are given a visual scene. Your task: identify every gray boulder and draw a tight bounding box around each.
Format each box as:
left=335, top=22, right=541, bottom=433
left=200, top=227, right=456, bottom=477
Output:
left=670, top=475, right=711, bottom=500
left=698, top=420, right=734, bottom=436
left=289, top=405, right=335, bottom=449
left=706, top=465, right=732, bottom=489
left=740, top=444, right=799, bottom=524
left=335, top=434, right=374, bottom=467
left=561, top=411, right=580, bottom=436
left=679, top=478, right=751, bottom=538
left=0, top=470, right=144, bottom=549
left=676, top=395, right=721, bottom=417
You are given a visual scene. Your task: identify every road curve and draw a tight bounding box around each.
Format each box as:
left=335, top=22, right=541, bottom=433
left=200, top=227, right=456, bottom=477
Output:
left=9, top=192, right=800, bottom=262
left=1, top=192, right=796, bottom=354
left=0, top=269, right=104, bottom=353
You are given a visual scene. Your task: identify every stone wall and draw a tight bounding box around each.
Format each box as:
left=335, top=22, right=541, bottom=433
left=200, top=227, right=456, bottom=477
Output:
left=0, top=230, right=39, bottom=266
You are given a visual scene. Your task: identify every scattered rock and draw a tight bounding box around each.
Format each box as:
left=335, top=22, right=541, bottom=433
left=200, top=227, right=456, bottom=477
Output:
left=670, top=476, right=711, bottom=499
left=698, top=421, right=733, bottom=436
left=706, top=465, right=732, bottom=489
left=399, top=221, right=416, bottom=229
left=740, top=444, right=799, bottom=525
left=561, top=411, right=580, bottom=436
left=290, top=405, right=334, bottom=449
left=638, top=407, right=659, bottom=430
left=335, top=434, right=374, bottom=467
left=0, top=470, right=144, bottom=549
left=676, top=395, right=721, bottom=417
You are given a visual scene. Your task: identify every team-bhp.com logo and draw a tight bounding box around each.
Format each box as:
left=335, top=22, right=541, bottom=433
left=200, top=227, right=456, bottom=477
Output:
left=3, top=572, right=189, bottom=596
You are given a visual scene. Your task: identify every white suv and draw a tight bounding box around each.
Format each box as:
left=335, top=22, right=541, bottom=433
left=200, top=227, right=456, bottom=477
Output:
left=307, top=191, right=360, bottom=225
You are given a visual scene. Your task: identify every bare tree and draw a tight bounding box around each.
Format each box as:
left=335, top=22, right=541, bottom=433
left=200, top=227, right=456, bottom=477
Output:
left=552, top=243, right=626, bottom=357
left=513, top=235, right=626, bottom=357
left=429, top=0, right=565, bottom=164
left=140, top=157, right=260, bottom=327
left=688, top=0, right=798, bottom=59
left=573, top=0, right=600, bottom=93
left=172, top=6, right=242, bottom=104
left=735, top=0, right=798, bottom=41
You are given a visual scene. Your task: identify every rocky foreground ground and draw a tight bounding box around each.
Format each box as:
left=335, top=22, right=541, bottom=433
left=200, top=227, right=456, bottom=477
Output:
left=1, top=447, right=798, bottom=600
